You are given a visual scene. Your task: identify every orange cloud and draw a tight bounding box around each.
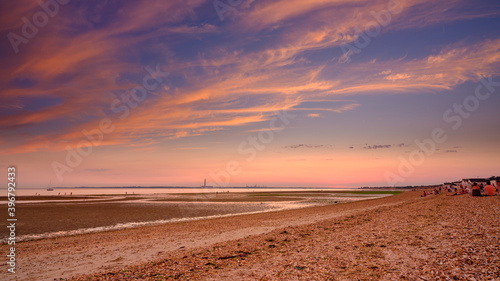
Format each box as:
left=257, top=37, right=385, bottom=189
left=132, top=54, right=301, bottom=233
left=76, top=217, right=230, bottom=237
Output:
left=2, top=0, right=499, bottom=157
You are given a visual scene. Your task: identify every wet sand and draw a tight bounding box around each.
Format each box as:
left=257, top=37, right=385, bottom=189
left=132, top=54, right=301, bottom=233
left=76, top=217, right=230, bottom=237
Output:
left=0, top=190, right=400, bottom=280
left=0, top=191, right=380, bottom=240
left=65, top=191, right=500, bottom=281
left=2, top=201, right=278, bottom=238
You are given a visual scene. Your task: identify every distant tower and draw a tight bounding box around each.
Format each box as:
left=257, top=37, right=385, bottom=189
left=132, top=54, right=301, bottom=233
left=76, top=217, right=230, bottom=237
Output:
left=204, top=178, right=206, bottom=187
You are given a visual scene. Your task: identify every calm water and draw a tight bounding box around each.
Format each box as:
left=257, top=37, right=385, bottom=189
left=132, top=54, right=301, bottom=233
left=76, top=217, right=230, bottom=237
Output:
left=0, top=187, right=392, bottom=243
left=0, top=201, right=315, bottom=243
left=3, top=187, right=359, bottom=196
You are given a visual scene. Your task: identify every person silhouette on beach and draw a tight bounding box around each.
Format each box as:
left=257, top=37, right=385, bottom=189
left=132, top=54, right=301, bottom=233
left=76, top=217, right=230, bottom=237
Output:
left=471, top=183, right=481, bottom=197
left=484, top=184, right=496, bottom=196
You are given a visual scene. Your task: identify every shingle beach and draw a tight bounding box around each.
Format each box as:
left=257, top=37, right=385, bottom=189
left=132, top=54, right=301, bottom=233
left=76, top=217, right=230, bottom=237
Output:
left=2, top=191, right=499, bottom=280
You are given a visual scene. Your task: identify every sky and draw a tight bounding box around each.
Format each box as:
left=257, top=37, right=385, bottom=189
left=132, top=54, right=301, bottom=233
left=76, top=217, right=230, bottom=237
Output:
left=0, top=0, right=499, bottom=188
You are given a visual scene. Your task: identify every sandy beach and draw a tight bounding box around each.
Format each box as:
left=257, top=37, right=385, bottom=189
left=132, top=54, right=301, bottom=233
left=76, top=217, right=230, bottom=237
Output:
left=0, top=191, right=385, bottom=240
left=4, top=1, right=499, bottom=280
left=1, top=190, right=499, bottom=280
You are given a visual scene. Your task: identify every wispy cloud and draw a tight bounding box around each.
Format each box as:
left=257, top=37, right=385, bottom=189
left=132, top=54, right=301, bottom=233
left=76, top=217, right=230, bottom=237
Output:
left=285, top=144, right=334, bottom=150
left=1, top=0, right=499, bottom=156
left=364, top=144, right=392, bottom=150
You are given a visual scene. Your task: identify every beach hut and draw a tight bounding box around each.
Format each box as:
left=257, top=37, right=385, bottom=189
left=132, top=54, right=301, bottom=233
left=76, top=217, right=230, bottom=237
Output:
left=463, top=178, right=488, bottom=188
left=475, top=178, right=489, bottom=186
left=460, top=179, right=471, bottom=189
left=488, top=176, right=500, bottom=188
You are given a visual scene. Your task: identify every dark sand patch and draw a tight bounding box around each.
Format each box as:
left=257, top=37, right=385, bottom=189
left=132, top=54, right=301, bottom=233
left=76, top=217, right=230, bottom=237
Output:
left=0, top=190, right=409, bottom=280
left=69, top=192, right=500, bottom=281
left=0, top=201, right=277, bottom=238
left=1, top=191, right=371, bottom=239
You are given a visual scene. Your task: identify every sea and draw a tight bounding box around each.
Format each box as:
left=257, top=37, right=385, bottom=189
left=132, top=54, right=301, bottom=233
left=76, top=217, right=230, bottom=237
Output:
left=0, top=187, right=393, bottom=243
left=2, top=186, right=359, bottom=196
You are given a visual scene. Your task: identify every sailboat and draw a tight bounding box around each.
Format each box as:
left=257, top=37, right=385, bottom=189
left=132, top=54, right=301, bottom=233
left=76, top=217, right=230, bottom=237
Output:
left=47, top=180, right=54, bottom=191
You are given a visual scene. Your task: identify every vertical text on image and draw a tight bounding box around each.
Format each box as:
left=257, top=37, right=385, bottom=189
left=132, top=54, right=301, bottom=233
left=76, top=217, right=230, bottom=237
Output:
left=7, top=166, right=17, bottom=274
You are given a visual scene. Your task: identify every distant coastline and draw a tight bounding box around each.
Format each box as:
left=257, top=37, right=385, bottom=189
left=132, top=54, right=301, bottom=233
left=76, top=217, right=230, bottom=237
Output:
left=63, top=186, right=362, bottom=189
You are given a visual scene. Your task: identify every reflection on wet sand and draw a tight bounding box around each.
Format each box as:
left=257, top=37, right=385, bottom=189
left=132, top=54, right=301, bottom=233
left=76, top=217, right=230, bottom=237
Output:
left=0, top=191, right=393, bottom=243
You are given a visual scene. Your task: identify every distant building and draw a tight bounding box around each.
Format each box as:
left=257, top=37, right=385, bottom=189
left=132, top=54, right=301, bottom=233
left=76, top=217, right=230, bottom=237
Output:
left=201, top=178, right=213, bottom=188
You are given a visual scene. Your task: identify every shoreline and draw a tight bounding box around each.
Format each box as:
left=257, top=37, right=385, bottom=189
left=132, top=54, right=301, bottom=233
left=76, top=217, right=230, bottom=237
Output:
left=0, top=191, right=391, bottom=242
left=0, top=191, right=410, bottom=280
left=1, top=201, right=317, bottom=244
left=0, top=187, right=381, bottom=198
left=70, top=190, right=499, bottom=280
